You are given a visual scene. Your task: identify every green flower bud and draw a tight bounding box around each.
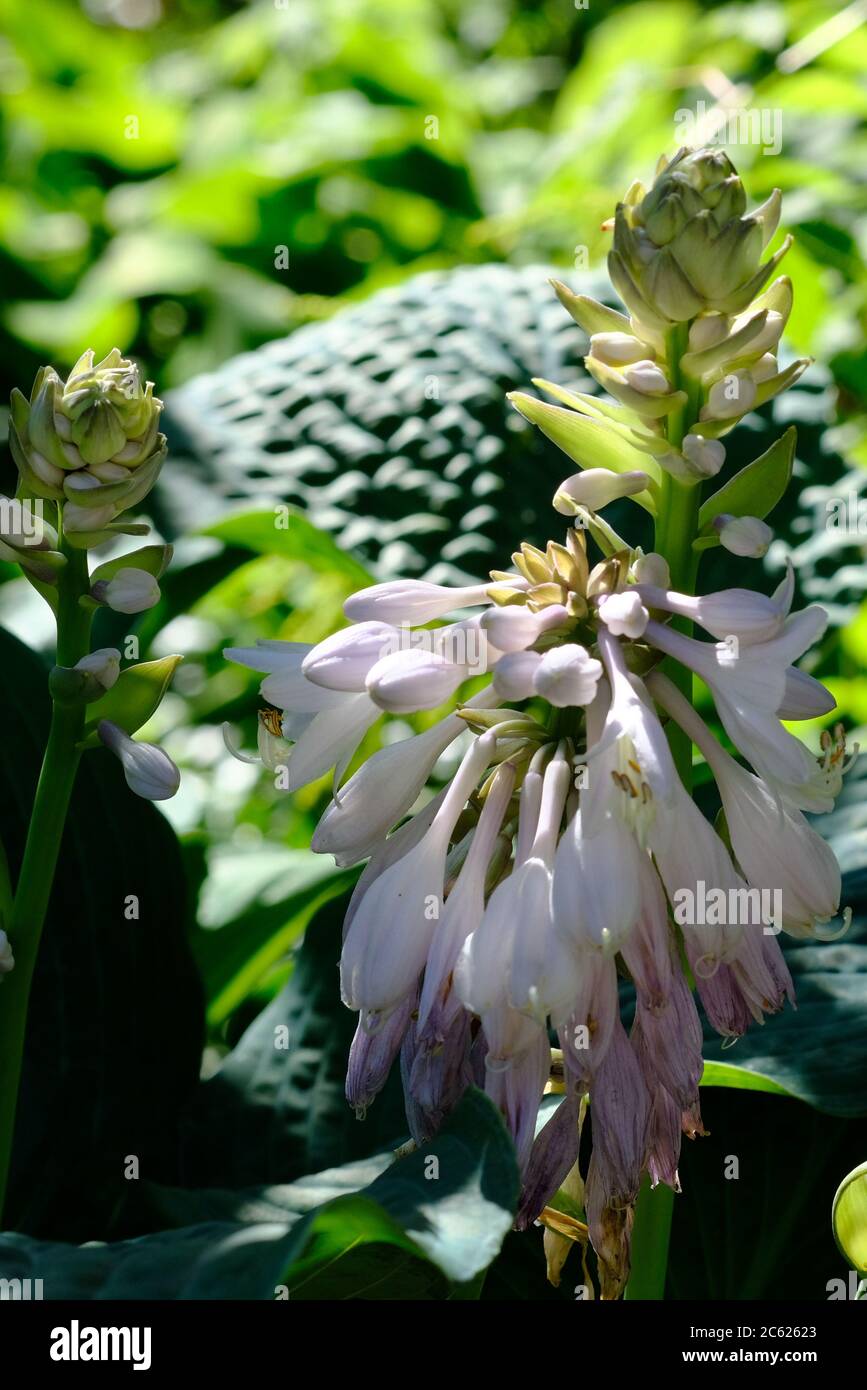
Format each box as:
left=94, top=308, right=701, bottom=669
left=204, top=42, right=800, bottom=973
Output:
left=0, top=495, right=66, bottom=584
left=608, top=147, right=790, bottom=324
left=832, top=1161, right=867, bottom=1274
left=49, top=649, right=121, bottom=705
left=8, top=349, right=166, bottom=546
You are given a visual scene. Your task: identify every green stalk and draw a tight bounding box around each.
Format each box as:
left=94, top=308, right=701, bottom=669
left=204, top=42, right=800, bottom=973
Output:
left=624, top=321, right=703, bottom=1300
left=651, top=322, right=702, bottom=783
left=623, top=1175, right=675, bottom=1301
left=0, top=542, right=93, bottom=1224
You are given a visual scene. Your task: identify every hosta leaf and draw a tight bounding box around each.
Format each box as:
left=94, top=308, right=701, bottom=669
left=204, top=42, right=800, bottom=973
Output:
left=180, top=895, right=408, bottom=1187
left=201, top=508, right=374, bottom=587
left=699, top=1060, right=794, bottom=1099
left=0, top=1090, right=517, bottom=1299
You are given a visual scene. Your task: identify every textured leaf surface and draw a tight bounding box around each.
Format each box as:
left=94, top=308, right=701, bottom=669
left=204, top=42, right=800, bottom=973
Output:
left=0, top=1090, right=517, bottom=1299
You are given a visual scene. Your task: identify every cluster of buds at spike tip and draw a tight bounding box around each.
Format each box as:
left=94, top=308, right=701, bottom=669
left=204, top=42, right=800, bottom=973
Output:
left=2, top=349, right=182, bottom=802
left=8, top=349, right=166, bottom=549
left=222, top=148, right=851, bottom=1299
left=510, top=147, right=811, bottom=509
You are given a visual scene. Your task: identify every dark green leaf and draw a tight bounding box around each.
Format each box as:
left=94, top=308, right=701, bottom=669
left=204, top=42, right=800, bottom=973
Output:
left=0, top=628, right=203, bottom=1238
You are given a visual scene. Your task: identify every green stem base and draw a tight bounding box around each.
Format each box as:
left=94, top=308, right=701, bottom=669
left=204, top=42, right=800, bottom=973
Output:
left=624, top=1177, right=675, bottom=1300
left=0, top=544, right=92, bottom=1224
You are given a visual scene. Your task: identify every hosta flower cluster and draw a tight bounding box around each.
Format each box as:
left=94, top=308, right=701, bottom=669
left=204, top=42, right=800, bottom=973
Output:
left=226, top=149, right=853, bottom=1297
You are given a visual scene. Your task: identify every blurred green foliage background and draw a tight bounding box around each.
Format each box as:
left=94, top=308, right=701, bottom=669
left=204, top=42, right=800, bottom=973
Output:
left=1, top=0, right=865, bottom=1044
left=2, top=0, right=866, bottom=393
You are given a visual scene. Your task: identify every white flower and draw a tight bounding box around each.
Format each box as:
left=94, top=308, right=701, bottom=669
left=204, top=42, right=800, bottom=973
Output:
left=225, top=640, right=380, bottom=789
left=418, top=762, right=515, bottom=1031
left=507, top=748, right=583, bottom=1023
left=623, top=360, right=670, bottom=394
left=682, top=433, right=726, bottom=478
left=588, top=631, right=678, bottom=838
left=312, top=691, right=495, bottom=865
left=533, top=644, right=603, bottom=707
left=365, top=646, right=471, bottom=713
left=635, top=581, right=786, bottom=645
left=492, top=649, right=542, bottom=701
left=551, top=808, right=643, bottom=953
left=0, top=929, right=14, bottom=978
left=589, top=332, right=650, bottom=366
left=778, top=666, right=836, bottom=721
left=93, top=567, right=160, bottom=613
left=97, top=720, right=180, bottom=800
left=597, top=590, right=649, bottom=638
left=340, top=732, right=496, bottom=1021
left=645, top=608, right=839, bottom=810
left=344, top=578, right=491, bottom=626
left=301, top=621, right=400, bottom=691
left=554, top=469, right=650, bottom=514
left=480, top=602, right=569, bottom=652
left=75, top=647, right=121, bottom=691
left=651, top=671, right=843, bottom=939
left=648, top=785, right=746, bottom=969
left=715, top=514, right=773, bottom=557
left=224, top=642, right=340, bottom=713
left=281, top=693, right=380, bottom=791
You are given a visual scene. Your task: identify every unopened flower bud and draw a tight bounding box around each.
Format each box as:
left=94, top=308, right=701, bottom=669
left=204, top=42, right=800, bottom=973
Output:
left=8, top=349, right=166, bottom=547
left=492, top=649, right=542, bottom=701
left=597, top=590, right=649, bottom=638
left=682, top=433, right=726, bottom=478
left=714, top=514, right=773, bottom=557
left=365, top=647, right=469, bottom=713
left=534, top=644, right=603, bottom=707
left=97, top=720, right=180, bottom=800
left=632, top=551, right=670, bottom=588
left=688, top=315, right=729, bottom=351
left=76, top=648, right=121, bottom=692
left=92, top=567, right=161, bottom=614
left=622, top=360, right=670, bottom=394
left=751, top=352, right=778, bottom=383
left=589, top=332, right=650, bottom=367
left=480, top=603, right=569, bottom=653
left=554, top=468, right=650, bottom=515
left=732, top=308, right=784, bottom=356
left=609, top=148, right=791, bottom=326
left=703, top=371, right=757, bottom=420
left=49, top=648, right=122, bottom=705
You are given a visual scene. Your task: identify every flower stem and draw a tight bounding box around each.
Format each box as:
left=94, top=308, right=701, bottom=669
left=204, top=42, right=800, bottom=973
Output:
left=0, top=543, right=93, bottom=1224
left=652, top=323, right=702, bottom=786
left=623, top=322, right=702, bottom=1299
left=623, top=1175, right=675, bottom=1300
